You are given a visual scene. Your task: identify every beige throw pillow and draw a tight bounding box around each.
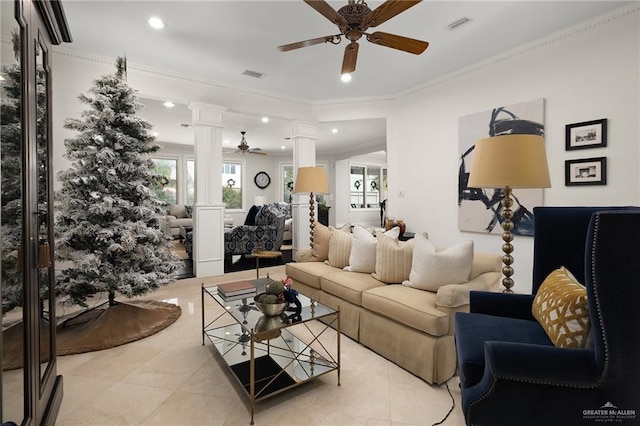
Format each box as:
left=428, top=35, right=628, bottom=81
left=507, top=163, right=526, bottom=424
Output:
left=402, top=235, right=473, bottom=291
left=310, top=222, right=331, bottom=262
left=326, top=226, right=353, bottom=269
left=532, top=267, right=591, bottom=348
left=372, top=233, right=414, bottom=284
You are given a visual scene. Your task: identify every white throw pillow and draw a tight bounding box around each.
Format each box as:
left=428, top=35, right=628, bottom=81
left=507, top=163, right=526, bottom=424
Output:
left=403, top=235, right=474, bottom=291
left=344, top=226, right=399, bottom=273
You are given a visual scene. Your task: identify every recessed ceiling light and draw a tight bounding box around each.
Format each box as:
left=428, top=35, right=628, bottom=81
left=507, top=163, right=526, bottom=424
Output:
left=163, top=101, right=175, bottom=108
left=148, top=17, right=165, bottom=30
left=332, top=128, right=338, bottom=134
left=223, top=140, right=229, bottom=144
left=151, top=132, right=159, bottom=137
left=261, top=117, right=269, bottom=123
left=280, top=146, right=286, bottom=150
left=341, top=73, right=352, bottom=83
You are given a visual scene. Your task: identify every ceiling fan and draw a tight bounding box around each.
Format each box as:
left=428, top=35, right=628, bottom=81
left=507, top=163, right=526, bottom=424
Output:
left=278, top=0, right=429, bottom=75
left=230, top=131, right=267, bottom=155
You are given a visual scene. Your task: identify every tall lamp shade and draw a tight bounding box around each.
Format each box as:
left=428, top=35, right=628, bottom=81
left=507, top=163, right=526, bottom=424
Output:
left=293, top=167, right=329, bottom=247
left=468, top=134, right=551, bottom=292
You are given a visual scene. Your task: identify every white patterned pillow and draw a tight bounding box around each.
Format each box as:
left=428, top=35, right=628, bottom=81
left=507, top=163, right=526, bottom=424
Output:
left=345, top=226, right=399, bottom=273
left=372, top=232, right=414, bottom=283
left=326, top=226, right=353, bottom=269
left=402, top=235, right=473, bottom=291
left=532, top=267, right=591, bottom=348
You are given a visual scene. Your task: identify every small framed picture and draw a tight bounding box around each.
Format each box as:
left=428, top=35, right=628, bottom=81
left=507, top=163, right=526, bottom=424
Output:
left=565, top=118, right=607, bottom=150
left=565, top=157, right=607, bottom=186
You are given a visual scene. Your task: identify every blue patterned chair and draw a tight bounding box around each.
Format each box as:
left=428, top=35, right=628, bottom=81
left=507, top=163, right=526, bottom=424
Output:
left=224, top=204, right=286, bottom=256
left=454, top=207, right=640, bottom=425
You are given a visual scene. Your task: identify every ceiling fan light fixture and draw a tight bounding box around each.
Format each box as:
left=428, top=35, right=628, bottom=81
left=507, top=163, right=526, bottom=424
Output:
left=148, top=17, right=165, bottom=30
left=341, top=73, right=352, bottom=82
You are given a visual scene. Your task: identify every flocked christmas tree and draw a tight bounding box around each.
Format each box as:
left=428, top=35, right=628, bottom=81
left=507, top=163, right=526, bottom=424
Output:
left=56, top=57, right=180, bottom=308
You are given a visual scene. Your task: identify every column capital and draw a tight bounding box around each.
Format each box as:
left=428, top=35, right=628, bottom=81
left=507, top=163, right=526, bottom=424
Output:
left=188, top=102, right=228, bottom=127
left=290, top=121, right=318, bottom=140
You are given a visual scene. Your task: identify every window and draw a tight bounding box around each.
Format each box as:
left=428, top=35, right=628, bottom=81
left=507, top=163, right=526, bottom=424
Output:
left=350, top=164, right=385, bottom=209
left=186, top=160, right=195, bottom=205
left=152, top=158, right=177, bottom=205
left=222, top=161, right=243, bottom=210
left=282, top=164, right=294, bottom=203
left=280, top=163, right=328, bottom=204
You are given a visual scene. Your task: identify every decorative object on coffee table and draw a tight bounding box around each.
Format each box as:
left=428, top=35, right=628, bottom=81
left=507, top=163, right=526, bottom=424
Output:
left=293, top=166, right=329, bottom=248
left=468, top=134, right=551, bottom=292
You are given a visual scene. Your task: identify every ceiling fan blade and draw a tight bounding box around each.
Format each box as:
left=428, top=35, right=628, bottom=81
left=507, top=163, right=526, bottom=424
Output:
left=367, top=31, right=428, bottom=55
left=341, top=42, right=359, bottom=75
left=277, top=35, right=341, bottom=52
left=249, top=150, right=268, bottom=156
left=364, top=0, right=422, bottom=28
left=304, top=0, right=348, bottom=28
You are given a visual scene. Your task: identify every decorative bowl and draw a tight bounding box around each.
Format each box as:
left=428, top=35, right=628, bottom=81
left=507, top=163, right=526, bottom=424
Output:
left=253, top=293, right=288, bottom=316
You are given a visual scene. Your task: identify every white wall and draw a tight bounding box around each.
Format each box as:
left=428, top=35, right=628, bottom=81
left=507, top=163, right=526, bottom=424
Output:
left=387, top=6, right=640, bottom=294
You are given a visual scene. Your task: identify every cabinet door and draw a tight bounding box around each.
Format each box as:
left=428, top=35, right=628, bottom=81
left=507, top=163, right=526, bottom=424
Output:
left=1, top=0, right=27, bottom=423
left=1, top=0, right=69, bottom=424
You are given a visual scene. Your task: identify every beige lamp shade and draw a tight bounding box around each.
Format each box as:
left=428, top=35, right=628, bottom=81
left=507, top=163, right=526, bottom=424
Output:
left=468, top=134, right=551, bottom=189
left=293, top=167, right=329, bottom=194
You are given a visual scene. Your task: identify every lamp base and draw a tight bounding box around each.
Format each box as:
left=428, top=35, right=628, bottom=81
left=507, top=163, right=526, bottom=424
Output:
left=500, top=186, right=515, bottom=293
left=309, top=192, right=315, bottom=248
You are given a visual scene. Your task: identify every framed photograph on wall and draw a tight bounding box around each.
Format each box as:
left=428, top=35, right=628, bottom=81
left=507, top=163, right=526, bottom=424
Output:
left=565, top=118, right=607, bottom=150
left=565, top=157, right=607, bottom=186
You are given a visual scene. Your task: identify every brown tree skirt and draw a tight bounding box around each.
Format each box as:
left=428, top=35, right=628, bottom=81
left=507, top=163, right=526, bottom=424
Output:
left=2, top=300, right=181, bottom=370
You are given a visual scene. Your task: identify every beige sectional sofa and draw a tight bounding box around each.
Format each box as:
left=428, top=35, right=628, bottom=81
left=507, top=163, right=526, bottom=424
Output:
left=285, top=230, right=501, bottom=385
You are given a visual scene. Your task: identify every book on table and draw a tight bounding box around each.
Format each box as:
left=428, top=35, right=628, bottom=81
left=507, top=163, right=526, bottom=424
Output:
left=217, top=280, right=257, bottom=297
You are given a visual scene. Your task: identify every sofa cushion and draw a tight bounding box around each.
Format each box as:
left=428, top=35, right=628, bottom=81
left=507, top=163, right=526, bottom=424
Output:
left=321, top=270, right=385, bottom=306
left=167, top=217, right=192, bottom=228
left=372, top=233, right=414, bottom=284
left=327, top=226, right=353, bottom=268
left=286, top=262, right=340, bottom=290
left=169, top=204, right=188, bottom=219
left=470, top=251, right=503, bottom=280
left=403, top=236, right=473, bottom=292
left=532, top=267, right=591, bottom=348
left=362, top=285, right=450, bottom=337
left=455, top=312, right=553, bottom=388
left=310, top=222, right=331, bottom=262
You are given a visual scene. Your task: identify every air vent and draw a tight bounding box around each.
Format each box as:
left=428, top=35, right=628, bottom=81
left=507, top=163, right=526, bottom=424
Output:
left=447, top=16, right=472, bottom=31
left=179, top=123, right=192, bottom=128
left=242, top=69, right=265, bottom=79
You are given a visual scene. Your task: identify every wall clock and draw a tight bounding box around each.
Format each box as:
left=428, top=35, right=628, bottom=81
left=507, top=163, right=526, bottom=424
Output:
left=254, top=171, right=271, bottom=189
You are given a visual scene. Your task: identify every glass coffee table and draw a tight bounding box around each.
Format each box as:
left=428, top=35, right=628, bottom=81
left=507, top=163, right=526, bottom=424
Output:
left=201, top=278, right=340, bottom=425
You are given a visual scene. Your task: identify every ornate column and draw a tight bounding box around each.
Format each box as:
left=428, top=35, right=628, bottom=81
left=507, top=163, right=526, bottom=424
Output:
left=291, top=121, right=317, bottom=258
left=188, top=102, right=228, bottom=277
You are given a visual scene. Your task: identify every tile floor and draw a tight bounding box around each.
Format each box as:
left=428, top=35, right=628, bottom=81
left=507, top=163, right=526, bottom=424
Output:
left=55, top=265, right=464, bottom=425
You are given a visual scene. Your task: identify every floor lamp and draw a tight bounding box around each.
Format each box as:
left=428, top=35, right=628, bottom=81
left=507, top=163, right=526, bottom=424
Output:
left=293, top=166, right=329, bottom=248
left=467, top=134, right=551, bottom=293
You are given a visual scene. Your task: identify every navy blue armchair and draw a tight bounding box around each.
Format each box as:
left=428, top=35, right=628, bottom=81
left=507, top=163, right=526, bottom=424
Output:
left=455, top=207, right=640, bottom=425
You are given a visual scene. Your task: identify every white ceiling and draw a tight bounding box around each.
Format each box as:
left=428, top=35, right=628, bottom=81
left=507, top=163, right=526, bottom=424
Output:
left=59, top=0, right=630, bottom=154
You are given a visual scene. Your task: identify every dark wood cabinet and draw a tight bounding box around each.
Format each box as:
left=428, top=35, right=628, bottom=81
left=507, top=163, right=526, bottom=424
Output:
left=1, top=1, right=71, bottom=424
